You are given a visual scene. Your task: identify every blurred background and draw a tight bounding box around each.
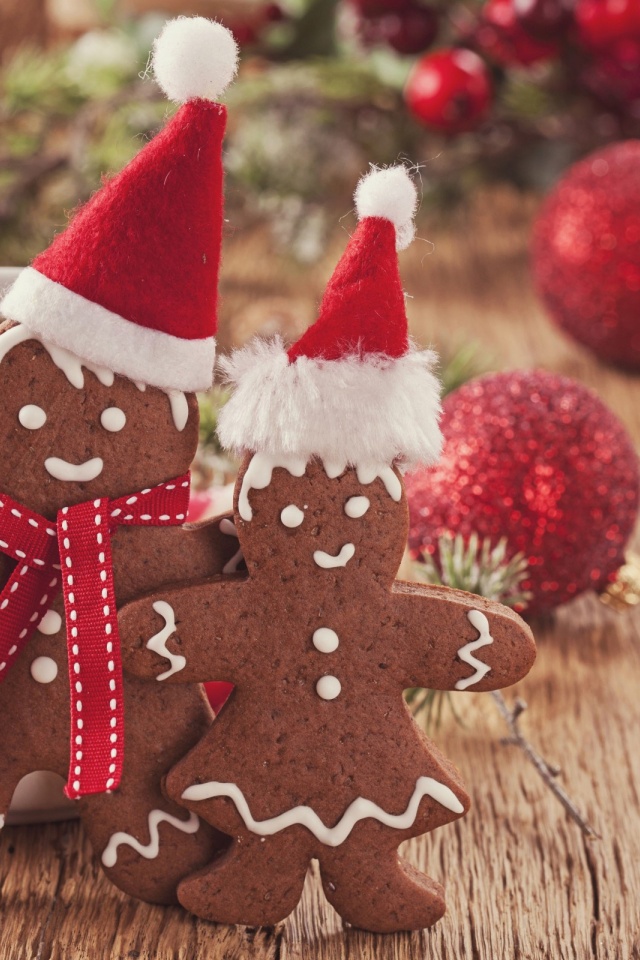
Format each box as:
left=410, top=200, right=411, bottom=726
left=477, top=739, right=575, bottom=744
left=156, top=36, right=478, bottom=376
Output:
left=2, top=0, right=640, bottom=609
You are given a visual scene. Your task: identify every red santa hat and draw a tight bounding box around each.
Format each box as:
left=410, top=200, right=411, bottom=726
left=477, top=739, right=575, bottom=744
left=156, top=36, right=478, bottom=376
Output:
left=0, top=17, right=238, bottom=394
left=217, top=165, right=443, bottom=470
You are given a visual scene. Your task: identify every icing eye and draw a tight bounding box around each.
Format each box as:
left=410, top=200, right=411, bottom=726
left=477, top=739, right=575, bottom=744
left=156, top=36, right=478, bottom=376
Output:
left=345, top=496, right=370, bottom=519
left=18, top=404, right=46, bottom=430
left=281, top=505, right=304, bottom=528
left=100, top=407, right=127, bottom=432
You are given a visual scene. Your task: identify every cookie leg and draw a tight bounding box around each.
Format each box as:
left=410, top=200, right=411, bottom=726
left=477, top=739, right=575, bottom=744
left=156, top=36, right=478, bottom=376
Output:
left=178, top=832, right=310, bottom=926
left=319, top=825, right=447, bottom=933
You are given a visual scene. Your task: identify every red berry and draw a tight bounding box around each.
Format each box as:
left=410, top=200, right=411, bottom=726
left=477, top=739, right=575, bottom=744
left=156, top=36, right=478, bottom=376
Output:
left=376, top=5, right=439, bottom=55
left=513, top=0, right=575, bottom=39
left=477, top=0, right=559, bottom=66
left=404, top=48, right=493, bottom=133
left=575, top=0, right=640, bottom=52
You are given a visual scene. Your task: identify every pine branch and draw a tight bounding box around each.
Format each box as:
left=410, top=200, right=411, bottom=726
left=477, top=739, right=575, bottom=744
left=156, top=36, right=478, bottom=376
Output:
left=411, top=532, right=597, bottom=837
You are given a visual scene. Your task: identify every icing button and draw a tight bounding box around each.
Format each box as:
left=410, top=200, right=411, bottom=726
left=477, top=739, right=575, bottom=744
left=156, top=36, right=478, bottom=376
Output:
left=312, top=628, right=339, bottom=654
left=316, top=675, right=341, bottom=700
left=37, top=609, right=62, bottom=635
left=30, top=656, right=58, bottom=684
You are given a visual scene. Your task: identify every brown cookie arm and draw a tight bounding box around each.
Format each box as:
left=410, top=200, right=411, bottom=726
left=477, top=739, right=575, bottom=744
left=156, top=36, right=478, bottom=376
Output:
left=389, top=581, right=536, bottom=692
left=118, top=577, right=249, bottom=683
left=112, top=513, right=242, bottom=604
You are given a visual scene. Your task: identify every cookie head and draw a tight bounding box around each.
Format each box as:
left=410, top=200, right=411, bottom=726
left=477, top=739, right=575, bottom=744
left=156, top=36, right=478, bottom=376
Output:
left=0, top=325, right=198, bottom=516
left=234, top=454, right=408, bottom=584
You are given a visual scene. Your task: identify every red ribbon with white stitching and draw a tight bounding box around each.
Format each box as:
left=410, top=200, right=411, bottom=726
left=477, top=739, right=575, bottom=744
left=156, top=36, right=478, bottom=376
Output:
left=0, top=473, right=191, bottom=798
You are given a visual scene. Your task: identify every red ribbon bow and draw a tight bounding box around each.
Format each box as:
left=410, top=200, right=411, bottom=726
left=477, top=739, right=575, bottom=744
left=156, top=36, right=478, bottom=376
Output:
left=0, top=474, right=191, bottom=799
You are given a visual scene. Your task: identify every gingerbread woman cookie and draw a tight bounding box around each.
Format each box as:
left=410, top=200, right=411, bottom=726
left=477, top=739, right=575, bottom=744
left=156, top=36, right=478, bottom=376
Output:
left=119, top=167, right=536, bottom=930
left=0, top=17, right=241, bottom=904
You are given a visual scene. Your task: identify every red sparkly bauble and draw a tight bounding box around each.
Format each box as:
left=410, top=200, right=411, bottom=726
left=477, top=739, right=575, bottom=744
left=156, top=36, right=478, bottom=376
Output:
left=532, top=141, right=640, bottom=368
left=476, top=0, right=559, bottom=66
left=406, top=370, right=639, bottom=615
left=404, top=48, right=492, bottom=134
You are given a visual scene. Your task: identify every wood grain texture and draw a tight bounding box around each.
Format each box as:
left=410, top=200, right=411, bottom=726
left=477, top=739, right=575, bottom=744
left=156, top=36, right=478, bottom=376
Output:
left=2, top=188, right=640, bottom=959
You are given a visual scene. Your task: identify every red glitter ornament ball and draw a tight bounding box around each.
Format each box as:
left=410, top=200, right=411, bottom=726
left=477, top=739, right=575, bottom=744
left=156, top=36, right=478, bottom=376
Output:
left=406, top=370, right=639, bottom=615
left=532, top=141, right=640, bottom=369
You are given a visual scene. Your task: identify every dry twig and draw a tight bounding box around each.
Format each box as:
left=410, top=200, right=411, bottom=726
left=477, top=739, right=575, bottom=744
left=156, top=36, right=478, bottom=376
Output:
left=490, top=690, right=597, bottom=838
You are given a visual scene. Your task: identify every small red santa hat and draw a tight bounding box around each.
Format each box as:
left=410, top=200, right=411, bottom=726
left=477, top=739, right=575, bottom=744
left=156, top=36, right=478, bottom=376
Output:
left=217, top=165, right=443, bottom=470
left=0, top=17, right=238, bottom=394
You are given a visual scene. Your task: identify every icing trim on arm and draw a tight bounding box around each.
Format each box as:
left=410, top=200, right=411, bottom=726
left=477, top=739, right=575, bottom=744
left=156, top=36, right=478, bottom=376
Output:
left=101, top=808, right=199, bottom=867
left=146, top=600, right=186, bottom=681
left=455, top=609, right=495, bottom=691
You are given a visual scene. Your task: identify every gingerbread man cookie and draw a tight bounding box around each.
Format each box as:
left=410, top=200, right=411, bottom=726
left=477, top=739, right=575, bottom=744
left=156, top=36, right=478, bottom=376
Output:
left=119, top=167, right=536, bottom=930
left=0, top=18, right=242, bottom=904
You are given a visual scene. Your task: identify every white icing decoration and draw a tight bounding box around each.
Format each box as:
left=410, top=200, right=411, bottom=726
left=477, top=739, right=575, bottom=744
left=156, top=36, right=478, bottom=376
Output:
left=345, top=496, right=370, bottom=519
left=219, top=518, right=244, bottom=574
left=84, top=362, right=114, bottom=388
left=312, top=628, right=339, bottom=653
left=281, top=505, right=304, bottom=528
left=146, top=601, right=186, bottom=681
left=18, top=404, right=46, bottom=430
left=37, top=609, right=62, bottom=635
left=0, top=324, right=115, bottom=389
left=134, top=381, right=147, bottom=392
left=455, top=610, right=495, bottom=691
left=316, top=675, right=341, bottom=700
left=101, top=809, right=200, bottom=867
left=168, top=390, right=189, bottom=432
left=44, top=457, right=103, bottom=482
left=323, top=461, right=346, bottom=479
left=181, top=776, right=464, bottom=847
left=239, top=453, right=307, bottom=522
left=100, top=407, right=126, bottom=432
left=313, top=543, right=355, bottom=569
left=30, top=656, right=58, bottom=684
left=356, top=464, right=402, bottom=502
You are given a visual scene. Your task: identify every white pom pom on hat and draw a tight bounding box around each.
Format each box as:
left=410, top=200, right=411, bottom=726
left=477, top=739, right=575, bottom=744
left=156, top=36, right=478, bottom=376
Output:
left=354, top=165, right=418, bottom=251
left=152, top=16, right=239, bottom=104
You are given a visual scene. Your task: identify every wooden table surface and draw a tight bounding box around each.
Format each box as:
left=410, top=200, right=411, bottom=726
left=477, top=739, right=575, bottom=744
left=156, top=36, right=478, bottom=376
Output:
left=1, top=190, right=640, bottom=959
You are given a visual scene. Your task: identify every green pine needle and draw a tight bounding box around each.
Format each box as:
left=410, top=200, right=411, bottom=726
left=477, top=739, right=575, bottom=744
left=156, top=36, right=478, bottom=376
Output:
left=406, top=533, right=532, bottom=728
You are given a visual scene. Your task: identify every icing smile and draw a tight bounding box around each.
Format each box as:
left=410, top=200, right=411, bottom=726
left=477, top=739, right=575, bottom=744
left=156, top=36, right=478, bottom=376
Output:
left=313, top=543, right=355, bottom=569
left=44, top=456, right=104, bottom=482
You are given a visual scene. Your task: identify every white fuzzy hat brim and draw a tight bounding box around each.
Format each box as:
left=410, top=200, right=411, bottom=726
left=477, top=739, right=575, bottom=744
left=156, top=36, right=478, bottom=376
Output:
left=1, top=268, right=215, bottom=392
left=216, top=337, right=443, bottom=469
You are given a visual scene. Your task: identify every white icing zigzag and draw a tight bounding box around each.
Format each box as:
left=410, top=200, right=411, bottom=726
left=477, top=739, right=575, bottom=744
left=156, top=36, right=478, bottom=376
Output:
left=147, top=600, right=186, bottom=681
left=455, top=609, right=495, bottom=691
left=181, top=776, right=464, bottom=847
left=101, top=809, right=200, bottom=867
